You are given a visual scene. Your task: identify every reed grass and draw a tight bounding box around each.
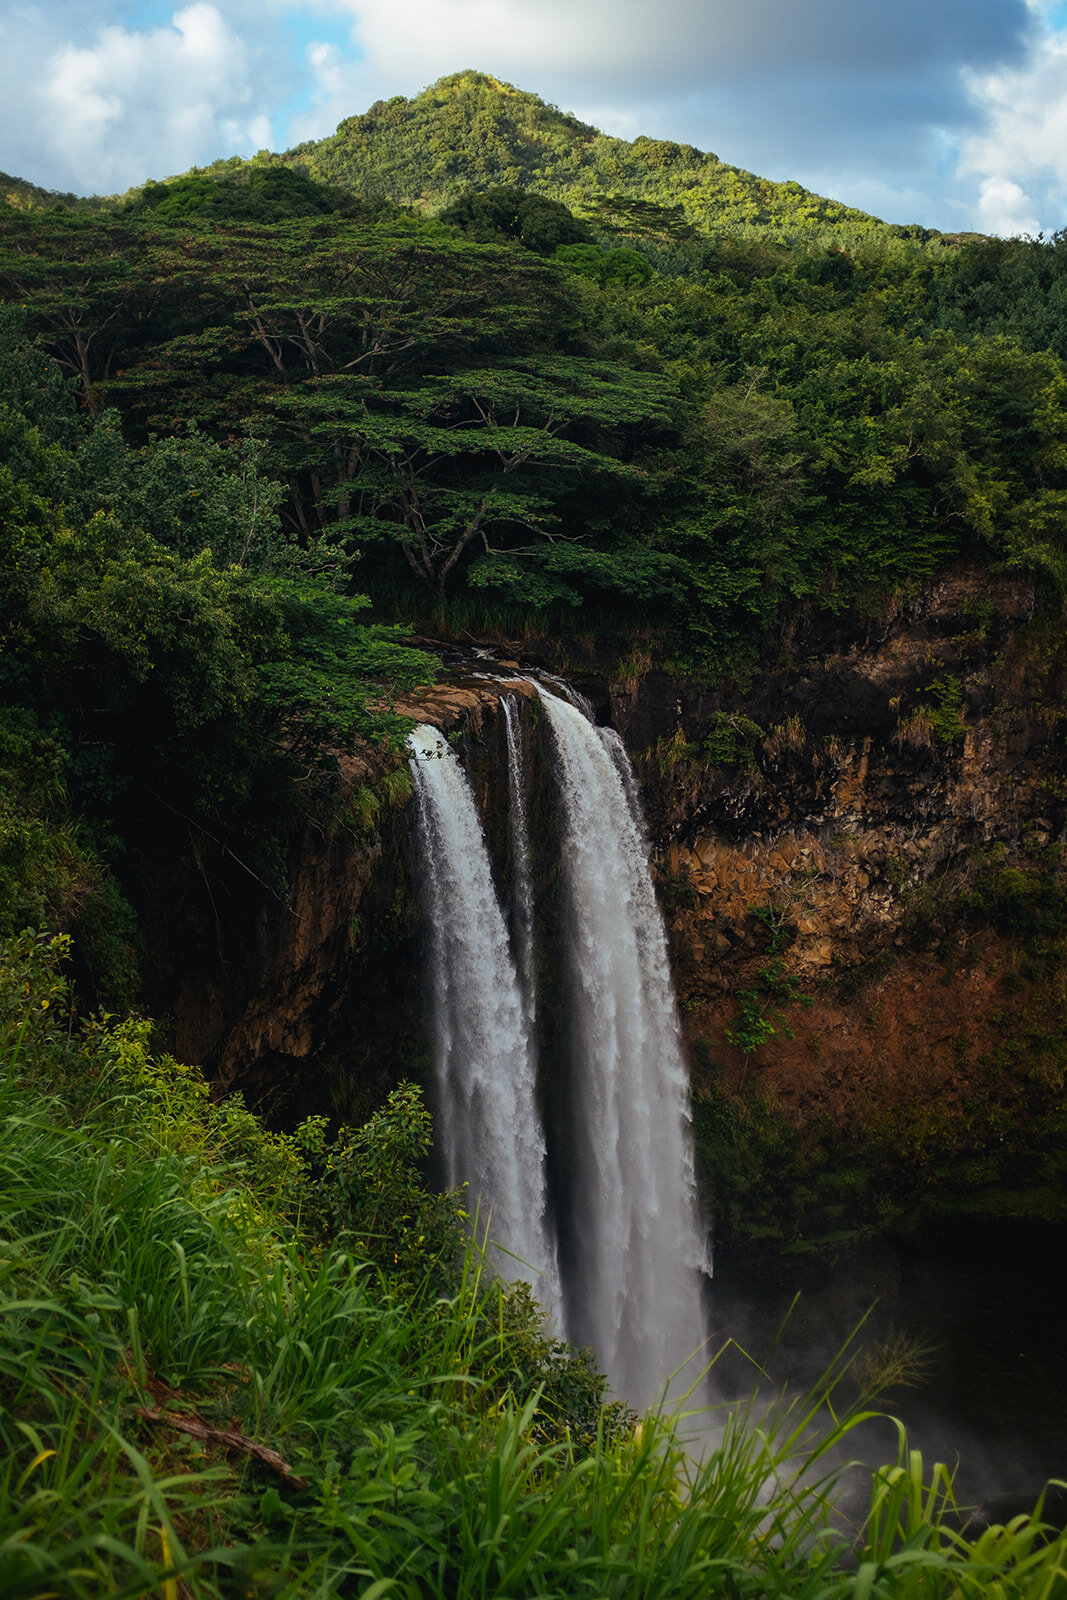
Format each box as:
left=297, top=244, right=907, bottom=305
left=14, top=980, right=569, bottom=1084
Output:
left=2, top=934, right=1066, bottom=1597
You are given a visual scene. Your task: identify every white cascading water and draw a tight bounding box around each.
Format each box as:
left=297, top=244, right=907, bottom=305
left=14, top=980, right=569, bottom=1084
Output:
left=538, top=689, right=708, bottom=1407
left=500, top=696, right=537, bottom=1029
left=407, top=724, right=561, bottom=1319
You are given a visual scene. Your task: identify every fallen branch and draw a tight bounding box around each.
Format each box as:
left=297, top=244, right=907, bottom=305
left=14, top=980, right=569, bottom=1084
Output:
left=138, top=1407, right=308, bottom=1489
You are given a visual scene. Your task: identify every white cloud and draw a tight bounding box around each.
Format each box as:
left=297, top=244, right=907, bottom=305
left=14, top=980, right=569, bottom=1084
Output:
left=36, top=3, right=274, bottom=190
left=975, top=175, right=1042, bottom=236
left=282, top=37, right=353, bottom=142
left=306, top=40, right=347, bottom=99
left=959, top=26, right=1067, bottom=233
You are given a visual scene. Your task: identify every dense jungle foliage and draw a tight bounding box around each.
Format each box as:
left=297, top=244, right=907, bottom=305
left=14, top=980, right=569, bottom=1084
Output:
left=4, top=75, right=1067, bottom=999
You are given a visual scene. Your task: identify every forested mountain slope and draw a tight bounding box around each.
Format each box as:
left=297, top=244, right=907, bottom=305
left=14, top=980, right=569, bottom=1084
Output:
left=270, top=70, right=925, bottom=249
left=2, top=143, right=1067, bottom=1004
left=5, top=69, right=939, bottom=250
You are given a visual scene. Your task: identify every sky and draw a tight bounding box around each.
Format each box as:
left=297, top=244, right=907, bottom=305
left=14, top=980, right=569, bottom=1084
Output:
left=2, top=0, right=1067, bottom=235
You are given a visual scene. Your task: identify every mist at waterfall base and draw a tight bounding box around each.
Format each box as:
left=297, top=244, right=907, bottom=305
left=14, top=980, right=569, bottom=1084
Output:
left=407, top=692, right=708, bottom=1409
left=708, top=1222, right=1067, bottom=1526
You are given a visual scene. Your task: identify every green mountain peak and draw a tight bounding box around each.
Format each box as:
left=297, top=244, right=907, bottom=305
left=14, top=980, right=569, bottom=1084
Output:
left=273, top=70, right=932, bottom=247
left=2, top=68, right=941, bottom=248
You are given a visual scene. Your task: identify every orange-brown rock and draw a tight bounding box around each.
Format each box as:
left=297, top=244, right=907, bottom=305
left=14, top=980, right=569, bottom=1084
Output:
left=614, top=568, right=1066, bottom=1155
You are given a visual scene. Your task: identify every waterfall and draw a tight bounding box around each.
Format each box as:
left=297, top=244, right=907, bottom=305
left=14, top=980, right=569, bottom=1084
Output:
left=407, top=724, right=561, bottom=1318
left=407, top=694, right=707, bottom=1409
left=538, top=690, right=707, bottom=1407
left=501, top=696, right=537, bottom=1029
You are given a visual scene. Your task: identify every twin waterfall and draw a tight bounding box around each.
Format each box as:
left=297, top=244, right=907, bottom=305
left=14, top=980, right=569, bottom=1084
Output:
left=408, top=686, right=707, bottom=1407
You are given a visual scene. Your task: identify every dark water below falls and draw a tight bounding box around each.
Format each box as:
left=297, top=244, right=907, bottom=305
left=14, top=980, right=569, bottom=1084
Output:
left=706, top=1221, right=1067, bottom=1526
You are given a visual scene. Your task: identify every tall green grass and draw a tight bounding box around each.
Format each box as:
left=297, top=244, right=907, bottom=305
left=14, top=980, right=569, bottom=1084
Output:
left=2, top=929, right=1066, bottom=1596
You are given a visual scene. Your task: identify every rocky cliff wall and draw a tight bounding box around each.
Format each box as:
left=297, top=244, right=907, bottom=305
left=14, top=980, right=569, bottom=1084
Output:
left=608, top=569, right=1067, bottom=1261
left=143, top=567, right=1067, bottom=1261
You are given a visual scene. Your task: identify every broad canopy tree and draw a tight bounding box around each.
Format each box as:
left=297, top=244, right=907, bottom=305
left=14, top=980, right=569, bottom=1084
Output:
left=0, top=214, right=156, bottom=408
left=281, top=354, right=672, bottom=596
left=8, top=212, right=675, bottom=600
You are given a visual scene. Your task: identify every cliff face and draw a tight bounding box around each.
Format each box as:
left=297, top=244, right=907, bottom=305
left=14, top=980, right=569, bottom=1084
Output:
left=625, top=568, right=1057, bottom=996
left=142, top=568, right=1067, bottom=1259
left=609, top=569, right=1067, bottom=1259
left=142, top=677, right=534, bottom=1125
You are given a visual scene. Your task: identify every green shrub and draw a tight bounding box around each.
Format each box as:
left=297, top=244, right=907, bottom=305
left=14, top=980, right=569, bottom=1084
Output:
left=703, top=711, right=766, bottom=768
left=727, top=959, right=812, bottom=1057
left=925, top=674, right=968, bottom=742
left=963, top=856, right=1067, bottom=943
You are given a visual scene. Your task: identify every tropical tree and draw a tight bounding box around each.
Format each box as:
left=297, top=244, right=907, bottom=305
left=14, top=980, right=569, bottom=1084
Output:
left=0, top=214, right=156, bottom=407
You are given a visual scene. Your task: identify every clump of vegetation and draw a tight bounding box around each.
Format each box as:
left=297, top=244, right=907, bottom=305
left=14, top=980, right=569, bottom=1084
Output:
left=614, top=644, right=653, bottom=689
left=751, top=900, right=799, bottom=954
left=894, top=708, right=940, bottom=750
left=703, top=712, right=767, bottom=769
left=763, top=714, right=807, bottom=759
left=349, top=766, right=414, bottom=842
left=894, top=673, right=968, bottom=748
left=4, top=928, right=1067, bottom=1596
left=439, top=183, right=594, bottom=254
left=925, top=675, right=969, bottom=744
left=654, top=727, right=700, bottom=776
left=962, top=851, right=1067, bottom=944
left=726, top=958, right=812, bottom=1060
